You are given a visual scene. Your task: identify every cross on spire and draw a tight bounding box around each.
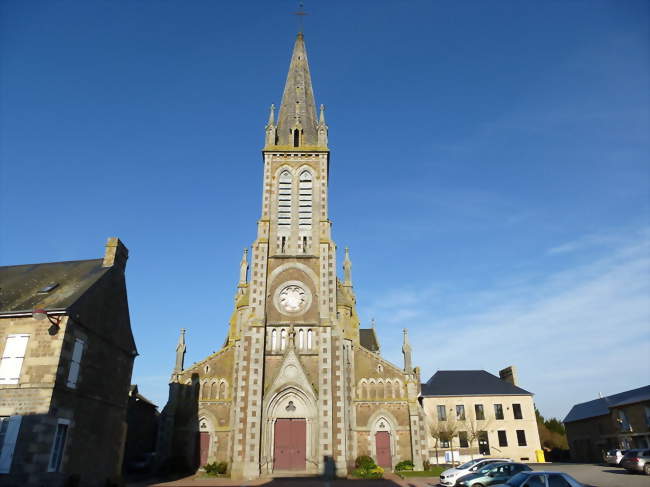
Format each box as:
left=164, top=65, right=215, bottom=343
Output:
left=293, top=2, right=308, bottom=32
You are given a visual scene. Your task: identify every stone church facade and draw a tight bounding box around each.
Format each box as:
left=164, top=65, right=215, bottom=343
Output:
left=156, top=33, right=428, bottom=479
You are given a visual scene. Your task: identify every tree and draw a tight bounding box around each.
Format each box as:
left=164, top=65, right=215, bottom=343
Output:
left=464, top=413, right=493, bottom=459
left=428, top=414, right=463, bottom=466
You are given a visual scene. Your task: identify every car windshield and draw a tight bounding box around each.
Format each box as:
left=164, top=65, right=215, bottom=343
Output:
left=457, top=459, right=481, bottom=470
left=505, top=473, right=529, bottom=486
left=478, top=463, right=504, bottom=474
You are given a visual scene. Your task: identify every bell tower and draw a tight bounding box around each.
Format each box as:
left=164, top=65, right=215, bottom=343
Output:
left=230, top=32, right=343, bottom=479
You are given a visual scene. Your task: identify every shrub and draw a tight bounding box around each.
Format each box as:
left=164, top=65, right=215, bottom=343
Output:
left=204, top=461, right=228, bottom=476
left=395, top=460, right=414, bottom=471
left=355, top=455, right=376, bottom=469
left=352, top=465, right=384, bottom=479
left=423, top=459, right=431, bottom=471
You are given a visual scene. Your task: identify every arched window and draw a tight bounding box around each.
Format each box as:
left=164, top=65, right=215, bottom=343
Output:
left=298, top=171, right=312, bottom=232
left=394, top=381, right=401, bottom=398
left=370, top=381, right=377, bottom=400
left=210, top=381, right=218, bottom=400
left=271, top=329, right=277, bottom=351
left=299, top=329, right=304, bottom=349
left=307, top=329, right=313, bottom=349
left=281, top=329, right=287, bottom=350
left=386, top=380, right=393, bottom=399
left=201, top=382, right=209, bottom=400
left=278, top=171, right=292, bottom=232
left=219, top=381, right=226, bottom=399
left=361, top=381, right=368, bottom=400
left=377, top=380, right=385, bottom=400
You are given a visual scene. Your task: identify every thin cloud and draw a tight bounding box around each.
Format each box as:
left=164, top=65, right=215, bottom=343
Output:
left=374, top=228, right=650, bottom=419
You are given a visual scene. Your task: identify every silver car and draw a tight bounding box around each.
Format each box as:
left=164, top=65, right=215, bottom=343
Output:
left=491, top=471, right=586, bottom=487
left=603, top=448, right=627, bottom=466
left=620, top=448, right=650, bottom=475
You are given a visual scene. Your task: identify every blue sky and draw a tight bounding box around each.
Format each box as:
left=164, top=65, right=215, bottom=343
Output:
left=1, top=1, right=648, bottom=420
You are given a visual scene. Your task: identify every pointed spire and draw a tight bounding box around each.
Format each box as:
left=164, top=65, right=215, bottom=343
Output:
left=239, top=248, right=249, bottom=285
left=317, top=104, right=328, bottom=147
left=319, top=104, right=325, bottom=124
left=343, top=247, right=352, bottom=286
left=174, top=328, right=186, bottom=374
left=267, top=104, right=275, bottom=126
left=402, top=328, right=413, bottom=373
left=275, top=33, right=320, bottom=147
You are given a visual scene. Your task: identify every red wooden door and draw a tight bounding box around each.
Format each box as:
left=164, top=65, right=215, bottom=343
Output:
left=375, top=431, right=391, bottom=469
left=274, top=419, right=306, bottom=471
left=198, top=432, right=210, bottom=466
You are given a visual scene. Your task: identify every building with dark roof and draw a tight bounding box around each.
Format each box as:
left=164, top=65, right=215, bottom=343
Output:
left=0, top=238, right=136, bottom=487
left=420, top=366, right=542, bottom=464
left=563, top=385, right=650, bottom=462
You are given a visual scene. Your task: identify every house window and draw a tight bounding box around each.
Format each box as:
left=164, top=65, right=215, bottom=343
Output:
left=475, top=404, right=485, bottom=420
left=48, top=420, right=70, bottom=472
left=0, top=334, right=29, bottom=384
left=456, top=405, right=466, bottom=420
left=513, top=403, right=523, bottom=419
left=66, top=338, right=85, bottom=389
left=440, top=439, right=450, bottom=448
left=459, top=431, right=469, bottom=448
left=494, top=403, right=504, bottom=420
left=498, top=430, right=508, bottom=447
left=0, top=416, right=22, bottom=473
left=616, top=410, right=632, bottom=432
left=437, top=405, right=447, bottom=421
left=516, top=429, right=527, bottom=446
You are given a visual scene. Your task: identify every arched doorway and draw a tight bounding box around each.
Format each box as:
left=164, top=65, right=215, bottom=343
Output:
left=261, top=386, right=318, bottom=474
left=197, top=416, right=212, bottom=467
left=369, top=412, right=397, bottom=471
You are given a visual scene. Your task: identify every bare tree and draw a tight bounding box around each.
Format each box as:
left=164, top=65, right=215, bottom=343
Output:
left=428, top=415, right=463, bottom=466
left=464, top=413, right=494, bottom=460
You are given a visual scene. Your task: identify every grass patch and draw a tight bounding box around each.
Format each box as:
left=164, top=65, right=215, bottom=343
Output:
left=397, top=466, right=445, bottom=478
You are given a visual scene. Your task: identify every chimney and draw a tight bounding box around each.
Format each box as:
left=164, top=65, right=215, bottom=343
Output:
left=499, top=365, right=518, bottom=386
left=102, top=237, right=129, bottom=270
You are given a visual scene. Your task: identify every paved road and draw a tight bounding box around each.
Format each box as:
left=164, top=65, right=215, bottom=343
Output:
left=129, top=464, right=648, bottom=487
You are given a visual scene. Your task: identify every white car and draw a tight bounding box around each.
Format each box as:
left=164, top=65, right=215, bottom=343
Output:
left=438, top=458, right=512, bottom=487
left=603, top=448, right=627, bottom=466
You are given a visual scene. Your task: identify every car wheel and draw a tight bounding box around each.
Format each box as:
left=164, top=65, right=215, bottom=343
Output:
left=644, top=464, right=650, bottom=475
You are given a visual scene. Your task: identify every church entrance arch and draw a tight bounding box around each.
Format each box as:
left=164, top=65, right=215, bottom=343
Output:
left=369, top=412, right=397, bottom=471
left=197, top=414, right=215, bottom=467
left=262, top=386, right=318, bottom=474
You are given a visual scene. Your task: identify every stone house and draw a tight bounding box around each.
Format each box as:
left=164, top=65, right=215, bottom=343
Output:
left=564, top=385, right=650, bottom=462
left=155, top=33, right=428, bottom=480
left=420, top=367, right=542, bottom=463
left=0, top=237, right=137, bottom=486
left=123, top=385, right=159, bottom=472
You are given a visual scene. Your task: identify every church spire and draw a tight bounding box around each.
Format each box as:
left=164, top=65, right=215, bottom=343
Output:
left=174, top=328, right=186, bottom=374
left=239, top=248, right=249, bottom=285
left=402, top=328, right=413, bottom=373
left=343, top=247, right=352, bottom=286
left=273, top=32, right=321, bottom=148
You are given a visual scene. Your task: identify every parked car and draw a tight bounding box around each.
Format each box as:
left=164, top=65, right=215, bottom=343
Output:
left=439, top=458, right=512, bottom=487
left=603, top=448, right=627, bottom=465
left=492, top=471, right=586, bottom=487
left=620, top=448, right=650, bottom=475
left=457, top=462, right=532, bottom=487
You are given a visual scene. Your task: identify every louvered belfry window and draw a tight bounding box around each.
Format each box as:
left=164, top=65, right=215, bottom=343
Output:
left=278, top=170, right=292, bottom=228
left=298, top=170, right=312, bottom=229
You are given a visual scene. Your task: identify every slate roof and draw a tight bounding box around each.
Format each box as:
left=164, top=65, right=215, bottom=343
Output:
left=0, top=259, right=109, bottom=314
left=359, top=328, right=379, bottom=352
left=563, top=385, right=650, bottom=424
left=421, top=370, right=532, bottom=396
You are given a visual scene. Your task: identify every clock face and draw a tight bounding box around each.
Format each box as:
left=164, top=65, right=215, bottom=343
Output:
left=279, top=285, right=306, bottom=312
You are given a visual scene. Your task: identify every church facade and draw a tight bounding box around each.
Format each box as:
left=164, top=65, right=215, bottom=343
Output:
left=156, top=33, right=428, bottom=479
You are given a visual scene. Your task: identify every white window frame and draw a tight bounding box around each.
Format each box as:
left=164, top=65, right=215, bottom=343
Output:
left=47, top=419, right=71, bottom=472
left=0, top=334, right=30, bottom=385
left=66, top=338, right=85, bottom=389
left=0, top=415, right=22, bottom=473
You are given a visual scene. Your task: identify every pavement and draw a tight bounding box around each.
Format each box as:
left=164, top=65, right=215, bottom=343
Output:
left=127, top=464, right=649, bottom=487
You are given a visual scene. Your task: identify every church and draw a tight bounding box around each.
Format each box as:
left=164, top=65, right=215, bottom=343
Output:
left=156, top=32, right=428, bottom=479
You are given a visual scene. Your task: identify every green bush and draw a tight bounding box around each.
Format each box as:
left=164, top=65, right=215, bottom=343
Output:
left=395, top=460, right=414, bottom=471
left=352, top=465, right=384, bottom=479
left=204, top=461, right=228, bottom=476
left=355, top=455, right=376, bottom=469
